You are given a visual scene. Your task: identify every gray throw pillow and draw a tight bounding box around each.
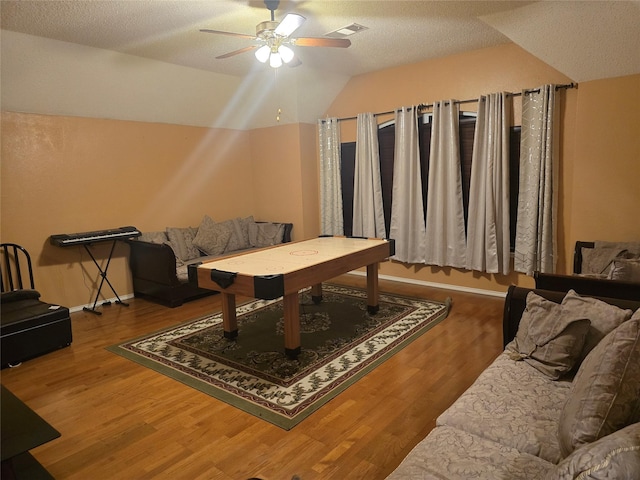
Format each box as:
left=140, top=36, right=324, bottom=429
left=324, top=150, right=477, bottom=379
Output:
left=561, top=289, right=633, bottom=363
left=219, top=216, right=254, bottom=253
left=558, top=312, right=640, bottom=458
left=192, top=215, right=232, bottom=256
left=249, top=222, right=284, bottom=247
left=166, top=226, right=200, bottom=262
left=508, top=292, right=591, bottom=380
left=548, top=422, right=640, bottom=480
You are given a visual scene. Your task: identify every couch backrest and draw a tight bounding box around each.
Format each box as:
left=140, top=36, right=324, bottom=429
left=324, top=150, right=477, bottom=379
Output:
left=503, top=285, right=640, bottom=347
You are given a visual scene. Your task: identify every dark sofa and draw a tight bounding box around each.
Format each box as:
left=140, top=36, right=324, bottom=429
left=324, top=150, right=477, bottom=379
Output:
left=128, top=218, right=292, bottom=307
left=534, top=240, right=640, bottom=302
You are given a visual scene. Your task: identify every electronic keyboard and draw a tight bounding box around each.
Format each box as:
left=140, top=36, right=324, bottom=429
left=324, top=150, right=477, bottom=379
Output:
left=50, top=226, right=141, bottom=247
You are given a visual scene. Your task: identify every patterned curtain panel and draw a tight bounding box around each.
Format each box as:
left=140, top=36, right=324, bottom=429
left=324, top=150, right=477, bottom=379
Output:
left=318, top=118, right=344, bottom=236
left=389, top=106, right=426, bottom=263
left=466, top=92, right=512, bottom=274
left=514, top=85, right=559, bottom=275
left=352, top=113, right=386, bottom=239
left=424, top=100, right=467, bottom=268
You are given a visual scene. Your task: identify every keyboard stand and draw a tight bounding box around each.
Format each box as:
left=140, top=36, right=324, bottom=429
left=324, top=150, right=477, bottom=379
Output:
left=82, top=241, right=129, bottom=315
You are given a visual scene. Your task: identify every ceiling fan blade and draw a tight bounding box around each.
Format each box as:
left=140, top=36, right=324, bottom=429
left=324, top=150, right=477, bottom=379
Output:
left=215, top=45, right=259, bottom=59
left=200, top=29, right=256, bottom=40
left=274, top=13, right=305, bottom=37
left=292, top=37, right=351, bottom=48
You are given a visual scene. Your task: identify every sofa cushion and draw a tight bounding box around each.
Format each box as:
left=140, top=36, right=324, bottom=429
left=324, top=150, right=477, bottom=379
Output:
left=558, top=313, right=640, bottom=457
left=548, top=422, right=640, bottom=480
left=437, top=351, right=571, bottom=463
left=386, top=425, right=556, bottom=480
left=192, top=216, right=232, bottom=256
left=249, top=222, right=285, bottom=247
left=509, top=292, right=591, bottom=380
left=561, top=289, right=633, bottom=363
left=166, top=226, right=200, bottom=262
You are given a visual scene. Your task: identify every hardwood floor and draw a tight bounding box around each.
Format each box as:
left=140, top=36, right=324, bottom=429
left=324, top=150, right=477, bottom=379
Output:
left=1, top=275, right=506, bottom=480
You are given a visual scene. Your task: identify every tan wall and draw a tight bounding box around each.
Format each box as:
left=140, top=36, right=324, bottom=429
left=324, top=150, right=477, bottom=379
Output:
left=323, top=44, right=640, bottom=293
left=567, top=75, right=640, bottom=242
left=1, top=113, right=257, bottom=308
left=2, top=43, right=638, bottom=308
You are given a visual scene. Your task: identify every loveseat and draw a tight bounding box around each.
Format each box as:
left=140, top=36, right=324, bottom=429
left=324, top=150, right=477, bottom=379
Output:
left=128, top=216, right=292, bottom=307
left=387, top=279, right=640, bottom=479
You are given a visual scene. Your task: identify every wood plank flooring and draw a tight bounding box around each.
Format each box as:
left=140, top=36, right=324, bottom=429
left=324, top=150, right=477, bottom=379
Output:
left=1, top=275, right=506, bottom=480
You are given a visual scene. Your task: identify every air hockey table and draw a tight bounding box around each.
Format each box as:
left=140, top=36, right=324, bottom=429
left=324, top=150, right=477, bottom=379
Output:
left=188, top=235, right=395, bottom=358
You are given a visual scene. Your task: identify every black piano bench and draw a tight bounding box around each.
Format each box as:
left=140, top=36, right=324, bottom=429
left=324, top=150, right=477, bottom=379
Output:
left=1, top=290, right=73, bottom=368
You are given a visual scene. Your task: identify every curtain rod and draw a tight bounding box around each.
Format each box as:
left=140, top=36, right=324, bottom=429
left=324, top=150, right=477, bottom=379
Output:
left=326, top=82, right=577, bottom=123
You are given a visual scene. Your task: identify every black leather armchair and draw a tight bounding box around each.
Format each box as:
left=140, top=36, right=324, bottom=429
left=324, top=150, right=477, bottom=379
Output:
left=1, top=243, right=72, bottom=368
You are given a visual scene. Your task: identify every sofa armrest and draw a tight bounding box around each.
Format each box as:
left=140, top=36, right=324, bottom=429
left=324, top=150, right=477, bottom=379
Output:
left=128, top=240, right=180, bottom=286
left=574, top=241, right=595, bottom=274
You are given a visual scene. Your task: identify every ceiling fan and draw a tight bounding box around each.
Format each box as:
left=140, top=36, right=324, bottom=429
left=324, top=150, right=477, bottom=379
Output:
left=200, top=0, right=351, bottom=68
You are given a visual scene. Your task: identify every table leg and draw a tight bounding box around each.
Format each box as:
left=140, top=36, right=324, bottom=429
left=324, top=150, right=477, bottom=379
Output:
left=311, top=283, right=323, bottom=304
left=221, top=293, right=238, bottom=339
left=366, top=262, right=380, bottom=314
left=283, top=292, right=301, bottom=359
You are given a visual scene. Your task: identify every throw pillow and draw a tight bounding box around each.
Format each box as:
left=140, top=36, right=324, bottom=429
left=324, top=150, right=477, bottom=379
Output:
left=508, top=292, right=591, bottom=380
left=249, top=222, right=285, bottom=247
left=580, top=246, right=627, bottom=275
left=561, top=289, right=633, bottom=363
left=610, top=258, right=640, bottom=282
left=558, top=312, right=640, bottom=458
left=548, top=422, right=640, bottom=480
left=166, top=227, right=200, bottom=262
left=192, top=215, right=232, bottom=256
left=220, top=216, right=254, bottom=253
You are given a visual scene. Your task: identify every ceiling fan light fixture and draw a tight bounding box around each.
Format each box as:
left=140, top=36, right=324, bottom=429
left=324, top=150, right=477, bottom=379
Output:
left=255, top=45, right=271, bottom=63
left=278, top=45, right=295, bottom=63
left=269, top=51, right=283, bottom=68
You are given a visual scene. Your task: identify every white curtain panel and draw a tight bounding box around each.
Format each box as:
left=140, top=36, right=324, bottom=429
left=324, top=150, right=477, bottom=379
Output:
left=389, top=106, right=426, bottom=263
left=466, top=92, right=512, bottom=274
left=514, top=85, right=559, bottom=275
left=318, top=118, right=344, bottom=236
left=424, top=101, right=467, bottom=268
left=353, top=113, right=386, bottom=238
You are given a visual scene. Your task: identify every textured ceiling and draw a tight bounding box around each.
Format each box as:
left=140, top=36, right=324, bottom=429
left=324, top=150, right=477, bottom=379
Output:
left=2, top=0, right=638, bottom=82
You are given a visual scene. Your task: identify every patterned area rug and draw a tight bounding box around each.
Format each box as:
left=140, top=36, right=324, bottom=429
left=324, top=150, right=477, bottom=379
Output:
left=108, top=284, right=450, bottom=429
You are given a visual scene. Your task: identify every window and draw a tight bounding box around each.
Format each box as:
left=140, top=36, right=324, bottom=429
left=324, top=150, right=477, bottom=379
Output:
left=340, top=114, right=521, bottom=250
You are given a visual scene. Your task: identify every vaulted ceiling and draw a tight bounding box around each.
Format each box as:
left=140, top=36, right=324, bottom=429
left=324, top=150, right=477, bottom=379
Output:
left=2, top=0, right=639, bottom=83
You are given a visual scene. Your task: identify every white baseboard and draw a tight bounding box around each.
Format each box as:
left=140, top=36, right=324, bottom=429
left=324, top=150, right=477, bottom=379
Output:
left=347, top=271, right=507, bottom=298
left=68, top=274, right=505, bottom=312
left=69, top=293, right=135, bottom=313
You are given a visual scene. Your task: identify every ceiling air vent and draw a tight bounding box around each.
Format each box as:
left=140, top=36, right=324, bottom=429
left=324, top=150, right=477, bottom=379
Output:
left=326, top=23, right=368, bottom=38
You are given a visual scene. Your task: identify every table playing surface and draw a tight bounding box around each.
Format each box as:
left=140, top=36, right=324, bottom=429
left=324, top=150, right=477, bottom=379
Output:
left=198, top=236, right=389, bottom=276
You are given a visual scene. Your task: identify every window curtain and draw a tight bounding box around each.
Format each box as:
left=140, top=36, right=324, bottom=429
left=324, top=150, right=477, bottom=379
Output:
left=318, top=118, right=344, bottom=236
left=466, top=92, right=512, bottom=274
left=514, top=85, right=559, bottom=275
left=424, top=100, right=467, bottom=267
left=353, top=113, right=386, bottom=238
left=389, top=106, right=425, bottom=262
